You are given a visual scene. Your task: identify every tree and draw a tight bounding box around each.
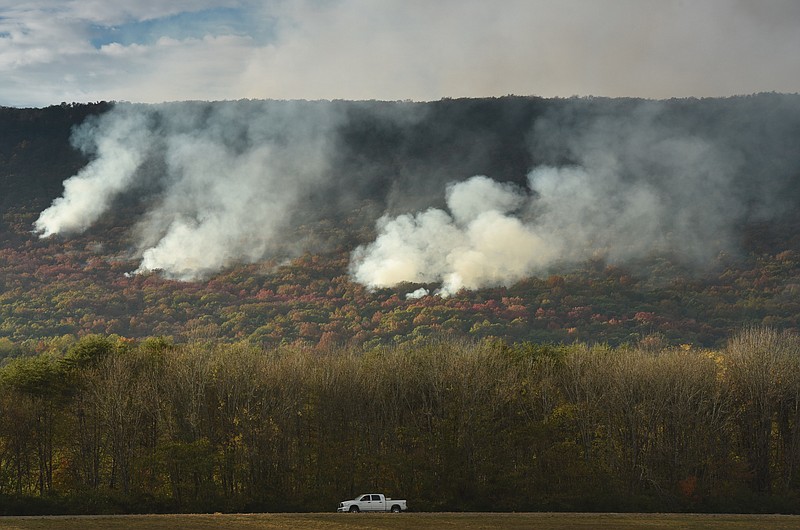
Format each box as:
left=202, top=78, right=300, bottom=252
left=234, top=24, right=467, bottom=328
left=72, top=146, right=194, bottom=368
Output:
left=725, top=327, right=800, bottom=493
left=0, top=355, right=68, bottom=495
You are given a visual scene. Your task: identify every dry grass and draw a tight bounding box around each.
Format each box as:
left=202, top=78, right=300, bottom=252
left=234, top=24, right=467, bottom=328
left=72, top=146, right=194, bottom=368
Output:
left=1, top=513, right=800, bottom=530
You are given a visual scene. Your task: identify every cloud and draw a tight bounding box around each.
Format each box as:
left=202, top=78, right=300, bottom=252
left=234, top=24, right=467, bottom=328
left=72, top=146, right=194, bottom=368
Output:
left=62, top=0, right=233, bottom=26
left=2, top=0, right=800, bottom=106
left=0, top=1, right=260, bottom=105
left=89, top=6, right=270, bottom=48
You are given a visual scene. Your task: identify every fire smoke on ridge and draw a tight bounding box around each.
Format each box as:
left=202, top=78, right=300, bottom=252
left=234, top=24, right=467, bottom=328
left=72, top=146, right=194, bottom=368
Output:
left=34, top=100, right=342, bottom=280
left=33, top=96, right=800, bottom=288
left=350, top=102, right=752, bottom=296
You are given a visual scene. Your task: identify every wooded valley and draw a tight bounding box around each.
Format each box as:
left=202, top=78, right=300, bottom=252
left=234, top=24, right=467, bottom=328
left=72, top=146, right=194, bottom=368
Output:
left=1, top=95, right=799, bottom=513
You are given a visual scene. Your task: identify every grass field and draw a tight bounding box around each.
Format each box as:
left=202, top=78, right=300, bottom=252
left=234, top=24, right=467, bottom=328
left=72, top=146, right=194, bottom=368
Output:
left=1, top=513, right=800, bottom=530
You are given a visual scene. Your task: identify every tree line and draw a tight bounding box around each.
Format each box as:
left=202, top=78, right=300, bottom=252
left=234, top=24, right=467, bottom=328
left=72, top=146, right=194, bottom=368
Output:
left=1, top=328, right=799, bottom=514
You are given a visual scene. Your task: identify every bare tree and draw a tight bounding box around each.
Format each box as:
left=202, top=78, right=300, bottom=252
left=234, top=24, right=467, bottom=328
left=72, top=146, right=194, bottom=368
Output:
left=725, top=327, right=798, bottom=493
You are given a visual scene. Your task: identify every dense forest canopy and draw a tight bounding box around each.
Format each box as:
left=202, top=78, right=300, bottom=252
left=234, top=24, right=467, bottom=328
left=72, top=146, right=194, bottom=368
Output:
left=1, top=95, right=800, bottom=514
left=1, top=95, right=799, bottom=352
left=2, top=330, right=800, bottom=514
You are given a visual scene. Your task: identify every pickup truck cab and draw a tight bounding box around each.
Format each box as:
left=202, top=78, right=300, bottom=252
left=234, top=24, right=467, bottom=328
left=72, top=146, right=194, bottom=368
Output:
left=337, top=493, right=407, bottom=512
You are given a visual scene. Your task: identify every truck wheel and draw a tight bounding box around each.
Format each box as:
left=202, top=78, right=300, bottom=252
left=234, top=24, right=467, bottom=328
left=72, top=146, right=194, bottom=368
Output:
left=390, top=505, right=401, bottom=513
left=349, top=506, right=359, bottom=513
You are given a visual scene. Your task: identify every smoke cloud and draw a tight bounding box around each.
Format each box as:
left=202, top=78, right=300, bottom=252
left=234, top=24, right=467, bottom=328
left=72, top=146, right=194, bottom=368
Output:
left=350, top=176, right=551, bottom=296
left=34, top=108, right=155, bottom=237
left=35, top=100, right=342, bottom=280
left=350, top=100, right=763, bottom=296
left=34, top=95, right=800, bottom=288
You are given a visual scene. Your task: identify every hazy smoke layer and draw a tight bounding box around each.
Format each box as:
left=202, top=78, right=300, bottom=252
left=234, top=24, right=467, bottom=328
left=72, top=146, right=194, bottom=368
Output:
left=35, top=101, right=341, bottom=279
left=351, top=101, right=752, bottom=296
left=34, top=95, right=800, bottom=287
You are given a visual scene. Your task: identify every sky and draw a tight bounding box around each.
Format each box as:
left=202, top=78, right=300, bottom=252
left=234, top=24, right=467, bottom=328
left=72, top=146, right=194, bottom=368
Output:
left=1, top=0, right=799, bottom=107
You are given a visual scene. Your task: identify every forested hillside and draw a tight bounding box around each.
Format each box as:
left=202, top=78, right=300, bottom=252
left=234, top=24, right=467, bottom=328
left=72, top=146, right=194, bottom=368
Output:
left=1, top=96, right=799, bottom=355
left=1, top=96, right=800, bottom=514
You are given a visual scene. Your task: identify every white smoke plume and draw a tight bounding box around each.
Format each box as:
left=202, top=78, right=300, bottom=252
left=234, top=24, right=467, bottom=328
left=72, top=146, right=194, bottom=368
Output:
left=34, top=108, right=154, bottom=236
left=350, top=175, right=553, bottom=297
left=350, top=103, right=748, bottom=295
left=405, top=287, right=430, bottom=300
left=35, top=100, right=342, bottom=280
left=33, top=96, right=798, bottom=287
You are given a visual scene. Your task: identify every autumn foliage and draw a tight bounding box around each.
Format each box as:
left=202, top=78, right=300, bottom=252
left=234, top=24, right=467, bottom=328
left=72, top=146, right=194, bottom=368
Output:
left=1, top=330, right=800, bottom=513
left=1, top=99, right=800, bottom=514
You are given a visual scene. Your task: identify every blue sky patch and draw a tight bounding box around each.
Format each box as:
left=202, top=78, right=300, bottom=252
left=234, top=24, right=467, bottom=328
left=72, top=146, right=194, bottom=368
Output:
left=89, top=7, right=276, bottom=48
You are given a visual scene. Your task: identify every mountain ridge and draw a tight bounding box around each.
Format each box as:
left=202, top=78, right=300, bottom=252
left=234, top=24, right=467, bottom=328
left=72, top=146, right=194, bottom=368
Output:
left=1, top=95, right=798, bottom=352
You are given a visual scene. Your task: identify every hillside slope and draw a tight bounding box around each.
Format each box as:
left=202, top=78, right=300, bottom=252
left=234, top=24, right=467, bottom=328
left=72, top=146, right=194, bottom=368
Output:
left=1, top=95, right=799, bottom=352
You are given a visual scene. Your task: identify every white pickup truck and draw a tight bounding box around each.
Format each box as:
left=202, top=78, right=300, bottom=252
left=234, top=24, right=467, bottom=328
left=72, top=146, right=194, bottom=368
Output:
left=337, top=493, right=408, bottom=512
